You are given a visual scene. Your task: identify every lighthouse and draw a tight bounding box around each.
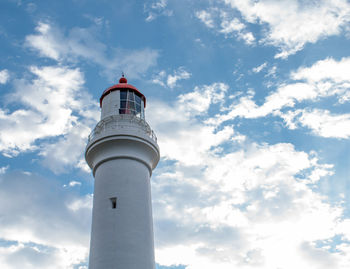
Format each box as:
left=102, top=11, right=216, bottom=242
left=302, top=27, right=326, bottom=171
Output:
left=85, top=76, right=160, bottom=269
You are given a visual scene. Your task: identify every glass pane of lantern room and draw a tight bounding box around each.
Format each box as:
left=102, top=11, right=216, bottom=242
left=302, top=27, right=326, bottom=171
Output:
left=128, top=91, right=135, bottom=102
left=120, top=90, right=127, bottom=100
left=136, top=95, right=141, bottom=108
left=119, top=90, right=127, bottom=114
left=126, top=91, right=135, bottom=115
left=131, top=92, right=137, bottom=114
left=141, top=99, right=145, bottom=119
left=135, top=99, right=141, bottom=113
left=135, top=95, right=141, bottom=118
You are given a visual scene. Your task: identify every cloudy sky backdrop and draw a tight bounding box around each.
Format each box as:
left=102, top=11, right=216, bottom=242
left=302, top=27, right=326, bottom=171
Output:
left=1, top=0, right=350, bottom=268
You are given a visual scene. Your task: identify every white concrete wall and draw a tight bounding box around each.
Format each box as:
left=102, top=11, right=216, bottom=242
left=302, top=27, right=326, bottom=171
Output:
left=101, top=91, right=120, bottom=120
left=89, top=158, right=155, bottom=269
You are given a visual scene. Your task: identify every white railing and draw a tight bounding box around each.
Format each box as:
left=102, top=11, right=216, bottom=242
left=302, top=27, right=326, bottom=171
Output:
left=88, top=114, right=157, bottom=143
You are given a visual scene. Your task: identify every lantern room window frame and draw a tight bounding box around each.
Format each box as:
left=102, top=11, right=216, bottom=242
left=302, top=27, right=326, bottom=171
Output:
left=119, top=89, right=145, bottom=119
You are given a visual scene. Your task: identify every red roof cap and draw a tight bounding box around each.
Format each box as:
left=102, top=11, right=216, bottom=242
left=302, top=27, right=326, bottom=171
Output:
left=100, top=77, right=146, bottom=108
left=119, top=77, right=127, bottom=83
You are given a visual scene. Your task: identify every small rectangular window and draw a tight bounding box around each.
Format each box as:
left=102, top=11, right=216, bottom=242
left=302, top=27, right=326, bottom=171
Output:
left=110, top=197, right=117, bottom=209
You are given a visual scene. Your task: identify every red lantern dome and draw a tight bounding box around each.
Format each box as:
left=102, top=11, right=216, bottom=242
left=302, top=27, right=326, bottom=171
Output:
left=100, top=77, right=146, bottom=108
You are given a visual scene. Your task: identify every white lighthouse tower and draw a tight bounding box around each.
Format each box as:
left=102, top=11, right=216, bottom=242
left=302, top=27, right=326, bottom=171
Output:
left=85, top=76, right=160, bottom=269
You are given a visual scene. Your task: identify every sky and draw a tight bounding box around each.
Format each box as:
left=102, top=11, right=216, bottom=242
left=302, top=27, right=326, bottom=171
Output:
left=1, top=0, right=350, bottom=268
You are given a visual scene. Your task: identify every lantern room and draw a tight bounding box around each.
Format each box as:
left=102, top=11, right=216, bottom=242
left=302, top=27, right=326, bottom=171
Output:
left=100, top=76, right=146, bottom=120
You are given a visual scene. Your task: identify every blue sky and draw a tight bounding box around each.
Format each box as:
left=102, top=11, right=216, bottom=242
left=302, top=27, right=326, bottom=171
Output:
left=1, top=0, right=350, bottom=268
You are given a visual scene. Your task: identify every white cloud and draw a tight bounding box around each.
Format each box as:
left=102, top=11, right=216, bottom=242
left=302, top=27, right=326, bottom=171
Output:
left=300, top=242, right=338, bottom=268
left=224, top=0, right=350, bottom=58
left=152, top=70, right=167, bottom=87
left=211, top=57, right=350, bottom=139
left=0, top=65, right=99, bottom=172
left=26, top=22, right=159, bottom=80
left=237, top=31, right=255, bottom=45
left=67, top=194, right=93, bottom=212
left=0, top=69, right=10, bottom=84
left=252, top=62, right=267, bottom=73
left=220, top=12, right=255, bottom=45
left=292, top=57, right=350, bottom=83
left=265, top=65, right=277, bottom=78
left=0, top=172, right=90, bottom=268
left=196, top=9, right=255, bottom=45
left=151, top=67, right=191, bottom=88
left=148, top=82, right=350, bottom=269
left=147, top=82, right=231, bottom=165
left=282, top=109, right=350, bottom=139
left=26, top=23, right=61, bottom=60
left=220, top=17, right=245, bottom=33
left=167, top=67, right=191, bottom=88
left=178, top=83, right=227, bottom=115
left=291, top=57, right=350, bottom=103
left=0, top=165, right=9, bottom=174
left=144, top=0, right=173, bottom=22
left=196, top=10, right=215, bottom=28
left=68, top=180, right=82, bottom=187
left=39, top=122, right=93, bottom=174
left=0, top=66, right=83, bottom=154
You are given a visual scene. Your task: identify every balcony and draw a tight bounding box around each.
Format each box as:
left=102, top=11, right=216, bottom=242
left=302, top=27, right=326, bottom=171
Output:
left=87, top=114, right=157, bottom=144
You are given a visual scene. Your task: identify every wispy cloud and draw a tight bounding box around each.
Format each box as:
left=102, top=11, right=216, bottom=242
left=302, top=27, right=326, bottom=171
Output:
left=252, top=62, right=267, bottom=73
left=219, top=11, right=255, bottom=45
left=0, top=165, right=9, bottom=174
left=68, top=180, right=82, bottom=187
left=282, top=109, right=350, bottom=139
left=196, top=8, right=255, bottom=45
left=0, top=65, right=98, bottom=173
left=152, top=67, right=191, bottom=88
left=144, top=0, right=173, bottom=22
left=196, top=10, right=215, bottom=28
left=0, top=69, right=9, bottom=84
left=167, top=67, right=191, bottom=88
left=26, top=22, right=159, bottom=80
left=209, top=57, right=350, bottom=139
left=224, top=0, right=350, bottom=58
